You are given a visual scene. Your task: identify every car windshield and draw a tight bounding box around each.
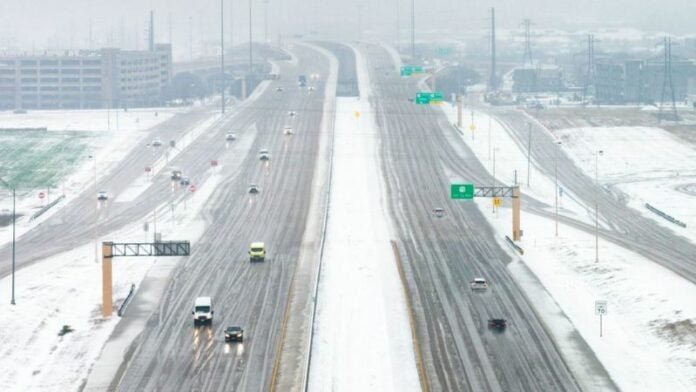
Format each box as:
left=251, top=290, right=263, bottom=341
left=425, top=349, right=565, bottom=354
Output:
left=194, top=306, right=210, bottom=313
left=251, top=247, right=263, bottom=252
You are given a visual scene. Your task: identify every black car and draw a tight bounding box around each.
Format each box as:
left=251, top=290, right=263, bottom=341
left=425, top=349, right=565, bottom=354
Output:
left=224, top=326, right=244, bottom=342
left=248, top=184, right=259, bottom=194
left=488, top=318, right=507, bottom=331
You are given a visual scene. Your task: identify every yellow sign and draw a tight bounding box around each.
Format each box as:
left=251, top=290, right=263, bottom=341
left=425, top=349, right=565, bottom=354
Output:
left=493, top=197, right=502, bottom=207
left=469, top=124, right=476, bottom=131
left=354, top=111, right=361, bottom=119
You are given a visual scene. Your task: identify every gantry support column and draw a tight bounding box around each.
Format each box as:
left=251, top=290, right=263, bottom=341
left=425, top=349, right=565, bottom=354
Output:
left=102, top=242, right=113, bottom=318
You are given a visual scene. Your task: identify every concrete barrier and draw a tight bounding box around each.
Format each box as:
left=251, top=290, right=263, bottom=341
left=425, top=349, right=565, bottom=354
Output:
left=645, top=203, right=687, bottom=228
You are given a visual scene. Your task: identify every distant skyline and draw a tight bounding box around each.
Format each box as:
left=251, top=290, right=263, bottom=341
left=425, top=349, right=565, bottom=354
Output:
left=1, top=0, right=695, bottom=59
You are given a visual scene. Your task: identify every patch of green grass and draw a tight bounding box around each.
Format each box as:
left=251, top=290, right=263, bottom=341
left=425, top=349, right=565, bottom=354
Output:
left=0, top=130, right=92, bottom=191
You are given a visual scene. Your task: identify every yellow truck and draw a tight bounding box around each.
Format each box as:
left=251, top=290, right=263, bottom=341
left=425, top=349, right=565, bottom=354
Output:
left=249, top=242, right=266, bottom=262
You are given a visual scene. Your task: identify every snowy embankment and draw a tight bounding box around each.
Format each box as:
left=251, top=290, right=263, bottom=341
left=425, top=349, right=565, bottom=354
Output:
left=440, top=105, right=696, bottom=390
left=308, top=47, right=419, bottom=391
left=0, top=108, right=183, bottom=248
left=0, top=166, right=222, bottom=392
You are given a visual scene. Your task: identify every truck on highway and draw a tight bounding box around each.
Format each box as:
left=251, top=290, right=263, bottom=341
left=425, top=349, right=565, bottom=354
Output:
left=192, top=296, right=214, bottom=325
left=298, top=75, right=307, bottom=87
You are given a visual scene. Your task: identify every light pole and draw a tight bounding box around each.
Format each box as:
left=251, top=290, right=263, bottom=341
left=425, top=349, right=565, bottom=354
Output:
left=88, top=154, right=98, bottom=263
left=527, top=122, right=532, bottom=187
left=263, top=0, right=269, bottom=43
left=0, top=177, right=16, bottom=305
left=410, top=0, right=415, bottom=61
left=220, top=0, right=226, bottom=114
left=595, top=149, right=604, bottom=262
left=555, top=140, right=562, bottom=236
left=492, top=147, right=499, bottom=213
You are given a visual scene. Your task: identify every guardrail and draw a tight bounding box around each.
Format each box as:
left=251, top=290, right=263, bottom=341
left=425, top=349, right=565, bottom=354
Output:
left=117, top=284, right=136, bottom=317
left=30, top=195, right=65, bottom=221
left=505, top=236, right=524, bottom=255
left=645, top=203, right=687, bottom=228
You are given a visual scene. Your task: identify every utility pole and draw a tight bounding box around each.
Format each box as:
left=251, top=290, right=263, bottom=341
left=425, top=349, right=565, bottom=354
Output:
left=264, top=0, right=269, bottom=43
left=522, top=18, right=533, bottom=67
left=221, top=0, right=226, bottom=114
left=659, top=36, right=678, bottom=122
left=410, top=0, right=415, bottom=61
left=555, top=140, right=562, bottom=236
left=249, top=0, right=253, bottom=74
left=583, top=34, right=595, bottom=104
left=489, top=7, right=497, bottom=90
left=396, top=0, right=400, bottom=52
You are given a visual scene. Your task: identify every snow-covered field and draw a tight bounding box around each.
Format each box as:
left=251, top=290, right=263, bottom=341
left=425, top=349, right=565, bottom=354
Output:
left=308, top=47, right=419, bottom=391
left=0, top=166, right=222, bottom=392
left=0, top=108, right=180, bottom=132
left=440, top=104, right=696, bottom=390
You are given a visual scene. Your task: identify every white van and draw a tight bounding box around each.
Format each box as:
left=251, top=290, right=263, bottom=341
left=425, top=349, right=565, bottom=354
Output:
left=192, top=296, right=214, bottom=325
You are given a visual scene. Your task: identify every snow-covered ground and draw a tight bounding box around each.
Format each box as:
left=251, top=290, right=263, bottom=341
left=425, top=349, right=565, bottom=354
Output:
left=0, top=108, right=180, bottom=132
left=308, top=47, right=419, bottom=391
left=440, top=104, right=696, bottom=390
left=0, top=165, right=222, bottom=392
left=553, top=125, right=696, bottom=242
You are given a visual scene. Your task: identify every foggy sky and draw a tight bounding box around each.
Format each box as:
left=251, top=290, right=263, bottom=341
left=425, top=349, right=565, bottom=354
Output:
left=1, top=0, right=695, bottom=59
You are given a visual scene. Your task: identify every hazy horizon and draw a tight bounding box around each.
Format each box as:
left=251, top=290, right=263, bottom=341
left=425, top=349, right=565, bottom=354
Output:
left=2, top=0, right=695, bottom=58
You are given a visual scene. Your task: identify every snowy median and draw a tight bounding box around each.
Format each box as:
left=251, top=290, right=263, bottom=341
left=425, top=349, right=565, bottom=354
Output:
left=307, top=46, right=419, bottom=391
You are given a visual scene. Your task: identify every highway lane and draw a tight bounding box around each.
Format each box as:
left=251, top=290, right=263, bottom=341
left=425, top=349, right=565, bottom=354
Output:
left=0, top=51, right=304, bottom=278
left=361, top=43, right=596, bottom=391
left=491, top=109, right=696, bottom=284
left=115, top=44, right=329, bottom=391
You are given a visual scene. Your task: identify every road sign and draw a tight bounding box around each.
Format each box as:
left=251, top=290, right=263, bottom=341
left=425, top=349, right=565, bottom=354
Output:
left=400, top=65, right=424, bottom=77
left=210, top=160, right=218, bottom=167
left=469, top=124, right=477, bottom=131
left=354, top=111, right=361, bottom=119
left=450, top=184, right=474, bottom=200
left=493, top=197, right=502, bottom=207
left=435, top=47, right=453, bottom=56
left=145, top=166, right=152, bottom=173
left=595, top=300, right=608, bottom=315
left=189, top=184, right=196, bottom=193
left=38, top=191, right=45, bottom=199
left=415, top=91, right=444, bottom=105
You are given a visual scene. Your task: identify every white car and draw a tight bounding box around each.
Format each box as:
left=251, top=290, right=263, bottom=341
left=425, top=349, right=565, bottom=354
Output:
left=225, top=133, right=236, bottom=141
left=470, top=278, right=489, bottom=291
left=283, top=126, right=293, bottom=135
left=97, top=190, right=109, bottom=201
left=151, top=138, right=163, bottom=147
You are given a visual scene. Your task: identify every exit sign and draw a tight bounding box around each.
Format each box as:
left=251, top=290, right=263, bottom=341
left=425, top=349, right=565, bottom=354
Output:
left=451, top=184, right=474, bottom=199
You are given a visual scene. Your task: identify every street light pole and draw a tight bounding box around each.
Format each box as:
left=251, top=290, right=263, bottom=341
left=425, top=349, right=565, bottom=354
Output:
left=410, top=0, right=415, bottom=61
left=0, top=177, right=16, bottom=305
left=89, top=154, right=98, bottom=264
left=594, top=150, right=601, bottom=262
left=249, top=0, right=253, bottom=74
left=221, top=0, right=226, bottom=115
left=527, top=122, right=532, bottom=187
left=555, top=140, right=562, bottom=236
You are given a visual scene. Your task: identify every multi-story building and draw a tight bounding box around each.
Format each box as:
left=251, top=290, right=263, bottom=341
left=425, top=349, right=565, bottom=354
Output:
left=512, top=65, right=564, bottom=93
left=595, top=56, right=696, bottom=104
left=0, top=44, right=172, bottom=110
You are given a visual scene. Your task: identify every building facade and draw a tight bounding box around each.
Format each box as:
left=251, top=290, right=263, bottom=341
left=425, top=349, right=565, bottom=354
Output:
left=0, top=44, right=172, bottom=110
left=595, top=57, right=696, bottom=104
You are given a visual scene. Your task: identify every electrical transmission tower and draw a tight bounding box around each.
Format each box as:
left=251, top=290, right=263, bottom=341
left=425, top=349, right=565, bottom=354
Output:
left=489, top=7, right=498, bottom=90
left=582, top=34, right=596, bottom=105
left=659, top=36, right=679, bottom=122
left=522, top=18, right=533, bottom=67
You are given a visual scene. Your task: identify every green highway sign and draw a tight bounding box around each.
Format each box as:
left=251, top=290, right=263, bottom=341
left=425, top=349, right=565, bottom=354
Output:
left=400, top=65, right=424, bottom=77
left=451, top=183, right=474, bottom=199
left=435, top=47, right=453, bottom=56
left=415, top=91, right=444, bottom=105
